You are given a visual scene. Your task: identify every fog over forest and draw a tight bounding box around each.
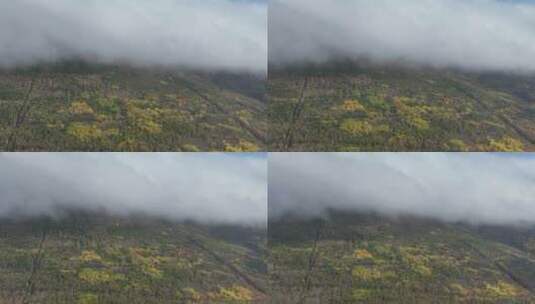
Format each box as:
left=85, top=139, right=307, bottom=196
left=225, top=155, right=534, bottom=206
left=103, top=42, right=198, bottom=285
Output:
left=269, top=153, right=535, bottom=227
left=0, top=0, right=267, bottom=73
left=270, top=0, right=535, bottom=73
left=0, top=153, right=267, bottom=226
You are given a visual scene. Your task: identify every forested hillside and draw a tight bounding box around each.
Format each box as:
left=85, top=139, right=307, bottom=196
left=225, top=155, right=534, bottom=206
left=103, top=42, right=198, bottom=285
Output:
left=268, top=211, right=535, bottom=303
left=0, top=62, right=266, bottom=151
left=0, top=211, right=267, bottom=303
left=269, top=64, right=535, bottom=151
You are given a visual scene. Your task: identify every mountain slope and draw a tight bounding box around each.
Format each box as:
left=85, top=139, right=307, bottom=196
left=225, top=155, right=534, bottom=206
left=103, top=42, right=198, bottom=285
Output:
left=0, top=62, right=266, bottom=151
left=268, top=64, right=535, bottom=151
left=0, top=212, right=267, bottom=304
left=268, top=211, right=535, bottom=303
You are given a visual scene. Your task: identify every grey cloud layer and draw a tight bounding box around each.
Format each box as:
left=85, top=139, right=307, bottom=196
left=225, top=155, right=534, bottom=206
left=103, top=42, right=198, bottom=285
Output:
left=269, top=153, right=535, bottom=226
left=0, top=153, right=267, bottom=226
left=270, top=0, right=535, bottom=72
left=0, top=0, right=267, bottom=72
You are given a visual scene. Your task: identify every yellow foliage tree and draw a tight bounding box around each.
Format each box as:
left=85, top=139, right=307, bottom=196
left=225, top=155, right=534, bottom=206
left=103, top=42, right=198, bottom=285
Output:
left=80, top=250, right=103, bottom=263
left=78, top=268, right=123, bottom=284
left=394, top=97, right=430, bottom=131
left=217, top=285, right=253, bottom=301
left=354, top=249, right=373, bottom=260
left=127, top=104, right=162, bottom=134
left=181, top=287, right=202, bottom=302
left=487, top=136, right=524, bottom=152
left=447, top=139, right=469, bottom=152
left=342, top=100, right=365, bottom=112
left=340, top=119, right=373, bottom=136
left=67, top=123, right=103, bottom=142
left=352, top=266, right=394, bottom=281
left=129, top=247, right=163, bottom=279
left=224, top=140, right=260, bottom=152
left=69, top=101, right=95, bottom=116
left=485, top=281, right=520, bottom=298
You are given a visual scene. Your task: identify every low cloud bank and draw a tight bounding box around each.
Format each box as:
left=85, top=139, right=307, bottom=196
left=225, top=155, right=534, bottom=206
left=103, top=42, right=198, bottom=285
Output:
left=269, top=153, right=535, bottom=226
left=0, top=153, right=267, bottom=226
left=270, top=0, right=535, bottom=73
left=0, top=0, right=267, bottom=73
